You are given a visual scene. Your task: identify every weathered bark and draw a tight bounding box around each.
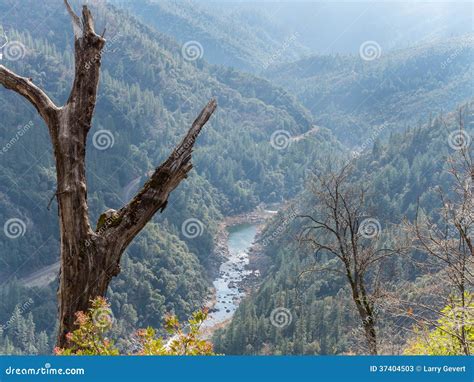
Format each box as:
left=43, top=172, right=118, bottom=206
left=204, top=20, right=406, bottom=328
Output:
left=362, top=318, right=377, bottom=355
left=346, top=269, right=377, bottom=355
left=0, top=0, right=217, bottom=348
left=352, top=288, right=377, bottom=355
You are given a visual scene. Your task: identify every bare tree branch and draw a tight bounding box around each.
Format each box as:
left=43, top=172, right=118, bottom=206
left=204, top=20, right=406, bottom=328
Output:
left=104, top=99, right=217, bottom=253
left=298, top=163, right=396, bottom=354
left=0, top=65, right=59, bottom=126
left=64, top=0, right=82, bottom=39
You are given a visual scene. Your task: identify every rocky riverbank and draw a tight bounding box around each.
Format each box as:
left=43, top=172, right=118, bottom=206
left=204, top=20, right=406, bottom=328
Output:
left=203, top=205, right=280, bottom=337
left=211, top=206, right=278, bottom=274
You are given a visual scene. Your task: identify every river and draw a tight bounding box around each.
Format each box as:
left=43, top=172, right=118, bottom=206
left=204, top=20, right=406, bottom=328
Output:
left=203, top=223, right=258, bottom=329
left=12, top=218, right=261, bottom=332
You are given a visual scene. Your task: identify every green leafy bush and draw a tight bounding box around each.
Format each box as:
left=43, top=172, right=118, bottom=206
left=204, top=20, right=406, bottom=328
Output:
left=404, top=293, right=473, bottom=355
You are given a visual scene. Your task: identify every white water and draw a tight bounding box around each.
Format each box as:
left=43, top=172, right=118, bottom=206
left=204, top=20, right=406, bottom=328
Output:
left=203, top=223, right=258, bottom=328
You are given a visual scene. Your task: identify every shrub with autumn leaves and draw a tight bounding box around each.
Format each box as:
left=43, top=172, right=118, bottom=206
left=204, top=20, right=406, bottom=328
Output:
left=55, top=297, right=214, bottom=355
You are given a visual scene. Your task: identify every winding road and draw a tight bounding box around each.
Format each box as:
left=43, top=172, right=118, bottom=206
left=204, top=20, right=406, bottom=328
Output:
left=21, top=261, right=60, bottom=288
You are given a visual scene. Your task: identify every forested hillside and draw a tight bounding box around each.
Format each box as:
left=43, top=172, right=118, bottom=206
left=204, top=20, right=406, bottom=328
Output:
left=213, top=105, right=473, bottom=354
left=264, top=35, right=473, bottom=146
left=0, top=0, right=471, bottom=357
left=0, top=0, right=339, bottom=353
left=111, top=0, right=308, bottom=73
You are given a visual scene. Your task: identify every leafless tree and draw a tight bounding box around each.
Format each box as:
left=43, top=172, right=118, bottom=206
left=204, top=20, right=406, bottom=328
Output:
left=403, top=113, right=473, bottom=355
left=298, top=163, right=401, bottom=355
left=0, top=1, right=216, bottom=347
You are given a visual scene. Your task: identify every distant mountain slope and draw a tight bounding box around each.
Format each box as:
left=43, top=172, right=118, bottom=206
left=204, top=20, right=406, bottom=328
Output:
left=213, top=104, right=474, bottom=355
left=264, top=35, right=474, bottom=146
left=228, top=2, right=473, bottom=55
left=110, top=0, right=309, bottom=73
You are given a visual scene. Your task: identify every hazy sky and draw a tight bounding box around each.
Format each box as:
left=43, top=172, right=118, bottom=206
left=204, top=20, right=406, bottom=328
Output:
left=205, top=1, right=473, bottom=54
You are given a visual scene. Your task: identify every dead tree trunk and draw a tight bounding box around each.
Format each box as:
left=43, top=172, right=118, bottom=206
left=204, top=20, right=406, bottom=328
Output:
left=0, top=1, right=216, bottom=348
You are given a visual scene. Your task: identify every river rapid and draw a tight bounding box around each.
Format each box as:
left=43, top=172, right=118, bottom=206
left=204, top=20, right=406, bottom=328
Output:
left=203, top=223, right=258, bottom=329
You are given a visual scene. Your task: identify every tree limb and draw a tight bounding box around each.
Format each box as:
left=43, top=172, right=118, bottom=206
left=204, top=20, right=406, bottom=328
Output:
left=64, top=0, right=82, bottom=39
left=0, top=65, right=59, bottom=125
left=64, top=0, right=105, bottom=127
left=104, top=99, right=217, bottom=254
